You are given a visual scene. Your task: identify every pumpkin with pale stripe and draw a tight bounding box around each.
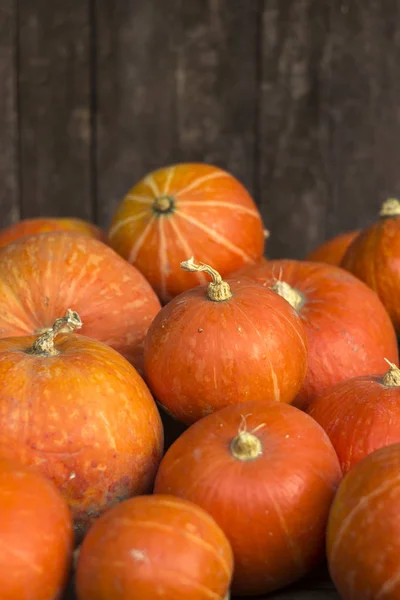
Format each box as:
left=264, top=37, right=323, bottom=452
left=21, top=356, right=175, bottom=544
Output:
left=108, top=163, right=265, bottom=304
left=75, top=494, right=233, bottom=600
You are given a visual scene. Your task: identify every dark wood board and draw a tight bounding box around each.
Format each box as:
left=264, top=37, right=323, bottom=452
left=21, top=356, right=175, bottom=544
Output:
left=0, top=0, right=19, bottom=225
left=17, top=0, right=93, bottom=220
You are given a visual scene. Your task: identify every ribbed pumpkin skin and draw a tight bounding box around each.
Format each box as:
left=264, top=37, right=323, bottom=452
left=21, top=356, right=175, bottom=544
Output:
left=144, top=279, right=308, bottom=425
left=154, top=401, right=342, bottom=596
left=233, top=259, right=398, bottom=410
left=0, top=217, right=107, bottom=247
left=308, top=373, right=400, bottom=475
left=0, top=232, right=161, bottom=372
left=76, top=494, right=233, bottom=600
left=341, top=216, right=400, bottom=332
left=0, top=333, right=163, bottom=539
left=0, top=457, right=73, bottom=600
left=327, top=444, right=400, bottom=600
left=108, top=163, right=265, bottom=304
left=306, top=230, right=359, bottom=266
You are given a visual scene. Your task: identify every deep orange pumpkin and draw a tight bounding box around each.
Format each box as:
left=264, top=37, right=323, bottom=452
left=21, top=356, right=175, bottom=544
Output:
left=144, top=258, right=308, bottom=425
left=0, top=231, right=161, bottom=372
left=306, top=230, right=359, bottom=266
left=0, top=457, right=73, bottom=600
left=327, top=443, right=400, bottom=599
left=233, top=258, right=398, bottom=410
left=341, top=198, right=400, bottom=332
left=154, top=401, right=342, bottom=596
left=108, top=163, right=266, bottom=304
left=0, top=310, right=163, bottom=540
left=308, top=361, right=400, bottom=475
left=75, top=494, right=233, bottom=600
left=0, top=217, right=107, bottom=247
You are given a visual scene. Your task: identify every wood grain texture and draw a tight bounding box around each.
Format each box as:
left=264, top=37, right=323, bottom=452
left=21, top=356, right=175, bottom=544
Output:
left=0, top=0, right=19, bottom=226
left=95, top=0, right=259, bottom=229
left=18, top=0, right=92, bottom=220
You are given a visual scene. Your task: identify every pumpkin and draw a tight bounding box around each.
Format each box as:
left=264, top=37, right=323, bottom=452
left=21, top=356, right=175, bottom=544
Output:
left=0, top=216, right=107, bottom=247
left=0, top=231, right=161, bottom=372
left=306, top=230, right=359, bottom=266
left=75, top=494, right=233, bottom=600
left=144, top=257, right=308, bottom=425
left=308, top=361, right=400, bottom=475
left=0, top=310, right=163, bottom=540
left=232, top=258, right=398, bottom=410
left=0, top=456, right=73, bottom=600
left=154, top=400, right=342, bottom=596
left=108, top=163, right=266, bottom=304
left=327, top=443, right=400, bottom=599
left=341, top=198, right=400, bottom=333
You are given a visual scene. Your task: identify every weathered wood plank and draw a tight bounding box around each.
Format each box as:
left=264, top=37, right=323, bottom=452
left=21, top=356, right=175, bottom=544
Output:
left=0, top=0, right=19, bottom=226
left=95, top=0, right=259, bottom=230
left=18, top=0, right=92, bottom=220
left=258, top=0, right=330, bottom=259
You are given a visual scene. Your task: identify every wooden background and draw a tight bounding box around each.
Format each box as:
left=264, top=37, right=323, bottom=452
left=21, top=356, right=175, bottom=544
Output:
left=1, top=0, right=400, bottom=261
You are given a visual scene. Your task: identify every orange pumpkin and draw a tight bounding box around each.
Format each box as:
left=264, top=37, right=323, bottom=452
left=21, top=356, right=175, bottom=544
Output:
left=0, top=217, right=107, bottom=247
left=144, top=258, right=308, bottom=425
left=75, top=494, right=233, bottom=600
left=0, top=456, right=73, bottom=600
left=0, top=310, right=163, bottom=540
left=0, top=231, right=161, bottom=372
left=154, top=401, right=342, bottom=596
left=306, top=230, right=359, bottom=266
left=327, top=443, right=400, bottom=599
left=341, top=198, right=400, bottom=332
left=233, top=258, right=398, bottom=410
left=108, top=163, right=266, bottom=304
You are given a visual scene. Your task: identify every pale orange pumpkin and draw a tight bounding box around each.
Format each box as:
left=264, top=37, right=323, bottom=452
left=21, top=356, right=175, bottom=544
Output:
left=0, top=310, right=164, bottom=540
left=0, top=217, right=107, bottom=248
left=108, top=163, right=266, bottom=303
left=0, top=231, right=161, bottom=372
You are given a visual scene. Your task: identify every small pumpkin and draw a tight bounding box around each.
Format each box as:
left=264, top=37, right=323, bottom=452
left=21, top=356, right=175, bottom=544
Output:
left=233, top=259, right=398, bottom=410
left=306, top=230, right=359, bottom=266
left=0, top=231, right=161, bottom=372
left=327, top=443, right=400, bottom=600
left=0, top=216, right=107, bottom=247
left=154, top=401, right=342, bottom=596
left=108, top=163, right=266, bottom=304
left=0, top=310, right=163, bottom=539
left=0, top=457, right=73, bottom=600
left=144, top=257, right=308, bottom=425
left=308, top=361, right=400, bottom=475
left=341, top=198, right=400, bottom=332
left=75, top=494, right=233, bottom=600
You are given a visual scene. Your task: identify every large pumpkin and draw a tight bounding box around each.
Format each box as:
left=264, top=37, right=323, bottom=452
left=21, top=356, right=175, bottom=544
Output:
left=0, top=457, right=73, bottom=600
left=108, top=163, right=266, bottom=303
left=0, top=310, right=163, bottom=539
left=327, top=443, right=400, bottom=600
left=308, top=361, right=400, bottom=475
left=306, top=230, right=359, bottom=266
left=233, top=258, right=398, bottom=410
left=144, top=258, right=308, bottom=425
left=76, top=494, right=233, bottom=600
left=154, top=401, right=342, bottom=596
left=0, top=231, right=161, bottom=372
left=341, top=198, right=400, bottom=332
left=0, top=217, right=107, bottom=247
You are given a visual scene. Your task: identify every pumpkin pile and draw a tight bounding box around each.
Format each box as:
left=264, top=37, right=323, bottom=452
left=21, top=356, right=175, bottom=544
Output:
left=0, top=167, right=400, bottom=600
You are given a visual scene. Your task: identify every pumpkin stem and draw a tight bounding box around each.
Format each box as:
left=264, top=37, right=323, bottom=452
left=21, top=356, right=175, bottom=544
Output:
left=230, top=431, right=263, bottom=461
left=381, top=358, right=400, bottom=387
left=180, top=257, right=232, bottom=302
left=380, top=198, right=400, bottom=218
left=26, top=309, right=82, bottom=357
left=270, top=280, right=304, bottom=312
left=153, top=195, right=174, bottom=214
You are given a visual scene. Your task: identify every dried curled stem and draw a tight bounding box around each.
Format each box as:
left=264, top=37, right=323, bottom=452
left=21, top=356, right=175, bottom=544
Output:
left=230, top=413, right=264, bottom=461
left=380, top=198, right=400, bottom=218
left=26, top=309, right=82, bottom=357
left=381, top=358, right=400, bottom=387
left=180, top=257, right=232, bottom=302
